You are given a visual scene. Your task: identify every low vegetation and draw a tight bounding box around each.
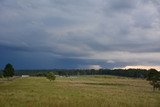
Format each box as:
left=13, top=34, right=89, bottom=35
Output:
left=46, top=72, right=56, bottom=81
left=0, top=75, right=160, bottom=107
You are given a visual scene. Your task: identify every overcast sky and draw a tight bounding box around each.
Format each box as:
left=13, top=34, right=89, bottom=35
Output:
left=0, top=0, right=160, bottom=69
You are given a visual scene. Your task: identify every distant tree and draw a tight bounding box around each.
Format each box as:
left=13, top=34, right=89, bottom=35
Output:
left=147, top=69, right=160, bottom=91
left=3, top=63, right=15, bottom=78
left=46, top=72, right=56, bottom=81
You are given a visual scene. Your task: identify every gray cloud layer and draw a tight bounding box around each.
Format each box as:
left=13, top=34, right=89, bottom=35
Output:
left=0, top=0, right=160, bottom=69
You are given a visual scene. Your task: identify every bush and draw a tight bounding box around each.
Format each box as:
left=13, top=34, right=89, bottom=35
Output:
left=46, top=72, right=56, bottom=81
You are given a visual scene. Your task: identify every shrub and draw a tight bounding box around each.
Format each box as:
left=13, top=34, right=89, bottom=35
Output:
left=46, top=72, right=56, bottom=81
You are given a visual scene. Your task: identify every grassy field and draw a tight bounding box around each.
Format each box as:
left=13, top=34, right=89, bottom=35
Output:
left=0, top=75, right=160, bottom=107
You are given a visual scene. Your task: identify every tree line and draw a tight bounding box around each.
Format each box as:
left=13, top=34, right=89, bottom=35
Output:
left=0, top=64, right=159, bottom=79
left=14, top=68, right=152, bottom=78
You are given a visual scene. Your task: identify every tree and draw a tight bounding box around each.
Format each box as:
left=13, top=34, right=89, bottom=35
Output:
left=147, top=69, right=160, bottom=91
left=46, top=72, right=56, bottom=81
left=3, top=63, right=15, bottom=77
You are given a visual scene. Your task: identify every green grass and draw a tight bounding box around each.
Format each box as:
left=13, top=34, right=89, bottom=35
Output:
left=0, top=75, right=160, bottom=107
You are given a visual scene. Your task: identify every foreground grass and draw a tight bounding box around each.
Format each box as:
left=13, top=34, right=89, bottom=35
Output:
left=0, top=75, right=160, bottom=107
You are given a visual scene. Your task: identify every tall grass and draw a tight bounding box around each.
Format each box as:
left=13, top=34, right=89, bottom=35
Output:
left=0, top=75, right=160, bottom=107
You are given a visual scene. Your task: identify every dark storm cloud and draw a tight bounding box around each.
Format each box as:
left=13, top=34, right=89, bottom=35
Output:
left=107, top=0, right=137, bottom=11
left=0, top=0, right=160, bottom=69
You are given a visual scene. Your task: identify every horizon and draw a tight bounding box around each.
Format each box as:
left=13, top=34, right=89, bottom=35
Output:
left=0, top=0, right=160, bottom=69
left=1, top=65, right=160, bottom=72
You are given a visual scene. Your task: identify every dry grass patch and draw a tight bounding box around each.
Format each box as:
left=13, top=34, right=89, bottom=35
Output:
left=0, top=75, right=160, bottom=107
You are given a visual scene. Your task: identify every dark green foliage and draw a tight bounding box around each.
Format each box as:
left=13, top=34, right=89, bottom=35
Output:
left=0, top=69, right=3, bottom=78
left=147, top=69, right=160, bottom=91
left=16, top=69, right=150, bottom=78
left=3, top=63, right=15, bottom=77
left=46, top=72, right=56, bottom=81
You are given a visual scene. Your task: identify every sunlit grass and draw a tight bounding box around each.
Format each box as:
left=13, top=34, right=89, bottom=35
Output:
left=0, top=75, right=160, bottom=107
